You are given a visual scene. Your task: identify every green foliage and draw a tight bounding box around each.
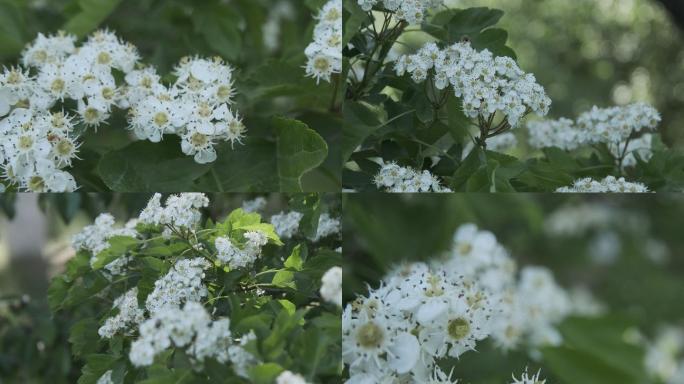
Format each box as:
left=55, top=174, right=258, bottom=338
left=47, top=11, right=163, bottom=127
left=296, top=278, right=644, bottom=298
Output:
left=0, top=0, right=340, bottom=192
left=43, top=194, right=341, bottom=383
left=342, top=3, right=684, bottom=192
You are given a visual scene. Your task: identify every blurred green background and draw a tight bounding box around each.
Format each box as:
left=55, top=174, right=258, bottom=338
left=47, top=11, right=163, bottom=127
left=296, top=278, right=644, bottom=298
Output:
left=343, top=194, right=684, bottom=383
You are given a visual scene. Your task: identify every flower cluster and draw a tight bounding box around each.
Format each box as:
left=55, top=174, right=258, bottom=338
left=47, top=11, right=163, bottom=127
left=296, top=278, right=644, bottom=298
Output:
left=395, top=41, right=551, bottom=128
left=527, top=103, right=660, bottom=167
left=556, top=176, right=650, bottom=193
left=138, top=193, right=209, bottom=229
left=144, top=257, right=210, bottom=314
left=71, top=213, right=138, bottom=271
left=0, top=30, right=245, bottom=191
left=343, top=223, right=578, bottom=382
left=98, top=288, right=145, bottom=338
left=305, top=0, right=342, bottom=84
left=644, top=326, right=684, bottom=384
left=373, top=161, right=452, bottom=192
left=128, top=56, right=245, bottom=164
left=242, top=196, right=267, bottom=213
left=276, top=370, right=309, bottom=384
left=214, top=231, right=268, bottom=270
left=129, top=301, right=233, bottom=367
left=270, top=211, right=304, bottom=239
left=310, top=213, right=341, bottom=242
left=357, top=0, right=444, bottom=24
left=66, top=193, right=340, bottom=380
left=320, top=266, right=342, bottom=307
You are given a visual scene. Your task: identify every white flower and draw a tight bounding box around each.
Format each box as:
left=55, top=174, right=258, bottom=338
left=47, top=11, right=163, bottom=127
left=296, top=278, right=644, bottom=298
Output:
left=556, top=176, right=650, bottom=193
left=305, top=0, right=342, bottom=84
left=320, top=266, right=342, bottom=307
left=129, top=301, right=234, bottom=367
left=359, top=0, right=444, bottom=24
left=215, top=230, right=267, bottom=270
left=344, top=224, right=580, bottom=381
left=138, top=193, right=209, bottom=229
left=71, top=212, right=138, bottom=267
left=397, top=41, right=551, bottom=131
left=144, top=257, right=210, bottom=314
left=510, top=368, right=546, bottom=384
left=276, top=371, right=308, bottom=384
left=270, top=211, right=304, bottom=239
left=310, top=213, right=340, bottom=242
left=373, top=162, right=452, bottom=193
left=242, top=197, right=267, bottom=213
left=98, top=288, right=145, bottom=338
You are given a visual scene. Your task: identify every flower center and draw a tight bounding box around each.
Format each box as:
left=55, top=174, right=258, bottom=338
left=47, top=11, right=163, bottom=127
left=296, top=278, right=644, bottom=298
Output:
left=198, top=103, right=212, bottom=118
left=56, top=139, right=74, bottom=156
left=101, top=87, right=114, bottom=100
left=18, top=135, right=33, bottom=150
left=52, top=112, right=66, bottom=129
left=153, top=112, right=168, bottom=126
left=141, top=77, right=152, bottom=88
left=51, top=78, right=65, bottom=93
left=33, top=50, right=47, bottom=62
left=97, top=51, right=112, bottom=65
left=313, top=57, right=330, bottom=72
left=229, top=120, right=245, bottom=136
left=84, top=108, right=100, bottom=122
left=28, top=176, right=45, bottom=192
left=425, top=274, right=444, bottom=297
left=190, top=132, right=208, bottom=147
left=326, top=8, right=340, bottom=21
left=356, top=321, right=384, bottom=348
left=217, top=85, right=232, bottom=100
left=447, top=318, right=470, bottom=340
left=458, top=242, right=472, bottom=255
left=7, top=70, right=22, bottom=84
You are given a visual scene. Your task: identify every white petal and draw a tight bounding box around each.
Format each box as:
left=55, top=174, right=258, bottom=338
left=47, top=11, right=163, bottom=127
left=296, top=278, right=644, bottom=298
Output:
left=416, top=299, right=448, bottom=324
left=388, top=333, right=419, bottom=374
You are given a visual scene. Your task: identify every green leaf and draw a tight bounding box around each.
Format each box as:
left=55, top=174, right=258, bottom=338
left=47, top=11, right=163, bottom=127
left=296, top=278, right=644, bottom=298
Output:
left=272, top=270, right=296, bottom=289
left=289, top=194, right=321, bottom=239
left=69, top=318, right=101, bottom=357
left=343, top=101, right=383, bottom=163
left=451, top=146, right=487, bottom=191
left=424, top=7, right=516, bottom=59
left=205, top=118, right=327, bottom=192
left=262, top=309, right=308, bottom=361
left=63, top=0, right=123, bottom=37
left=97, top=138, right=210, bottom=192
left=278, top=299, right=296, bottom=315
left=77, top=354, right=119, bottom=384
left=542, top=316, right=647, bottom=384
left=138, top=366, right=192, bottom=384
left=192, top=4, right=242, bottom=60
left=0, top=0, right=27, bottom=58
left=249, top=363, right=284, bottom=384
left=275, top=117, right=328, bottom=192
left=91, top=236, right=139, bottom=270
left=343, top=0, right=369, bottom=45
left=284, top=244, right=305, bottom=271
